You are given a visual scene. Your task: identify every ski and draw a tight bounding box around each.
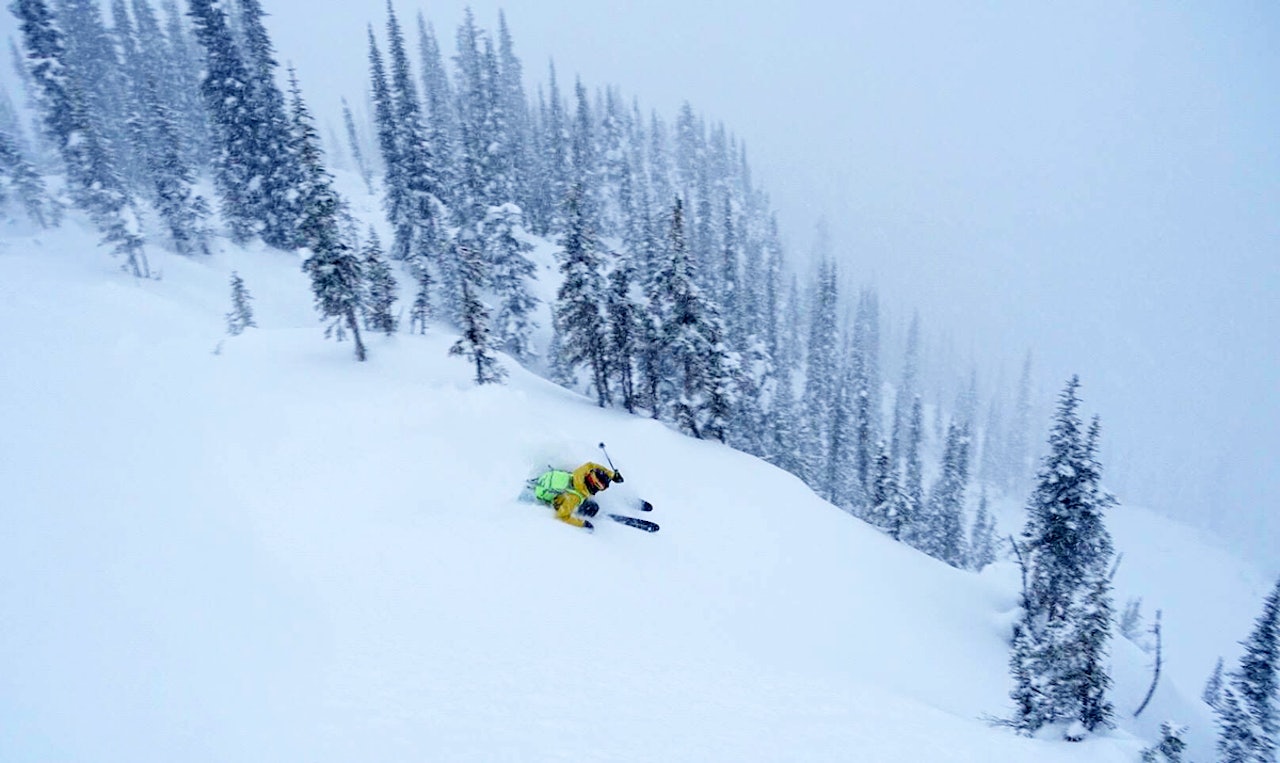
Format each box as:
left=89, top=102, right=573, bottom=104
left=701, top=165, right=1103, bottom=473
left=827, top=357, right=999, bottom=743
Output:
left=637, top=499, right=653, bottom=512
left=607, top=514, right=659, bottom=533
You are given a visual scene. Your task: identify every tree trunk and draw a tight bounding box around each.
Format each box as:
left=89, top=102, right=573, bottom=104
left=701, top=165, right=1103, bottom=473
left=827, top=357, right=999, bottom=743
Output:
left=347, top=308, right=367, bottom=362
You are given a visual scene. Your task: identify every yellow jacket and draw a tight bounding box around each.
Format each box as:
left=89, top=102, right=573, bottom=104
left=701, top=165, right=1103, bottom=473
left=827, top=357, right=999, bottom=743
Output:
left=552, top=462, right=617, bottom=528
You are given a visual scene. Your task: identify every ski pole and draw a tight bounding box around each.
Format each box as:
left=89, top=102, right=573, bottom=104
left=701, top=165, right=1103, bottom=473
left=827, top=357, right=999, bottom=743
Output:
left=598, top=442, right=617, bottom=471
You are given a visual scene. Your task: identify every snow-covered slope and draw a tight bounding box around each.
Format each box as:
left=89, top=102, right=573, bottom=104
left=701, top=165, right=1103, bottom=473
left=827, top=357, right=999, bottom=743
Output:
left=0, top=211, right=1267, bottom=762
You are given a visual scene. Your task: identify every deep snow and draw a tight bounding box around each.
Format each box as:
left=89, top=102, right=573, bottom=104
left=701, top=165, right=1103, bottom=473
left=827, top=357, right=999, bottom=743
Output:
left=0, top=198, right=1272, bottom=761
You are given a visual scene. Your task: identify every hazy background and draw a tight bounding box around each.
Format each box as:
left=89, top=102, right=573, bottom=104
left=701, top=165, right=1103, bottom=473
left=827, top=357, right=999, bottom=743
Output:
left=4, top=2, right=1276, bottom=571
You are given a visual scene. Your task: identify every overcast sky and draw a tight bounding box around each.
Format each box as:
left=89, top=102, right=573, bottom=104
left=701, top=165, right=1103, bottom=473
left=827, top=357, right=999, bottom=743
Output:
left=5, top=1, right=1277, bottom=570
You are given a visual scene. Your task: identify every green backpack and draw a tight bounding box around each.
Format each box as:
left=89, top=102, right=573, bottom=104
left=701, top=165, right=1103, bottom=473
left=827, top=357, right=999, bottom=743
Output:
left=534, top=470, right=576, bottom=502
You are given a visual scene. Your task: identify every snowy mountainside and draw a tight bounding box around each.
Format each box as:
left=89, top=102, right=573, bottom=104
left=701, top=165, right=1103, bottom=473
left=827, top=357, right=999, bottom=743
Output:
left=0, top=206, right=1263, bottom=761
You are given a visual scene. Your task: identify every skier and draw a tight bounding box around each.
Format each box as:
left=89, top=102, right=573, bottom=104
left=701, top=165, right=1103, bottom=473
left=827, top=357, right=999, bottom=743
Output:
left=532, top=462, right=622, bottom=531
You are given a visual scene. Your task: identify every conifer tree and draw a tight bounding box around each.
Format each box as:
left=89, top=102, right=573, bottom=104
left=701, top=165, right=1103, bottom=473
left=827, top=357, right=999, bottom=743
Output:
left=1008, top=377, right=1116, bottom=739
left=980, top=396, right=1007, bottom=487
left=868, top=440, right=908, bottom=536
left=1204, top=657, right=1227, bottom=709
left=569, top=78, right=599, bottom=225
left=538, top=62, right=570, bottom=233
left=851, top=289, right=881, bottom=499
left=484, top=202, right=538, bottom=361
left=825, top=374, right=856, bottom=508
left=342, top=98, right=373, bottom=193
left=552, top=184, right=610, bottom=406
left=649, top=196, right=731, bottom=438
left=495, top=11, right=532, bottom=218
left=366, top=8, right=450, bottom=328
left=764, top=367, right=803, bottom=476
left=596, top=87, right=629, bottom=236
left=417, top=14, right=458, bottom=209
left=698, top=301, right=737, bottom=443
left=801, top=257, right=839, bottom=482
left=891, top=311, right=921, bottom=467
left=187, top=0, right=257, bottom=242
left=645, top=111, right=673, bottom=232
left=449, top=232, right=505, bottom=385
left=1215, top=577, right=1280, bottom=763
left=362, top=228, right=397, bottom=336
left=159, top=0, right=209, bottom=165
left=604, top=246, right=641, bottom=413
left=59, top=0, right=132, bottom=176
left=1140, top=721, right=1187, bottom=763
left=900, top=394, right=926, bottom=546
left=452, top=7, right=488, bottom=214
left=12, top=0, right=147, bottom=276
left=923, top=420, right=970, bottom=568
left=225, top=271, right=255, bottom=335
left=969, top=489, right=997, bottom=572
left=108, top=0, right=151, bottom=192
left=141, top=74, right=210, bottom=256
left=0, top=126, right=48, bottom=226
left=234, top=0, right=299, bottom=249
left=384, top=5, right=446, bottom=300
left=293, top=74, right=363, bottom=361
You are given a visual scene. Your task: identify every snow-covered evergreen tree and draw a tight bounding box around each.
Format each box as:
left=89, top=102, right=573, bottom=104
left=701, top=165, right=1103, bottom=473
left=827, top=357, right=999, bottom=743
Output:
left=416, top=14, right=458, bottom=210
left=552, top=184, right=610, bottom=406
left=851, top=288, right=881, bottom=501
left=292, top=73, right=363, bottom=361
left=233, top=0, right=300, bottom=250
left=698, top=301, right=737, bottom=443
left=0, top=126, right=48, bottom=226
left=385, top=4, right=446, bottom=315
left=448, top=232, right=505, bottom=385
left=494, top=11, right=532, bottom=220
left=922, top=420, right=970, bottom=568
left=225, top=271, right=255, bottom=335
left=1141, top=722, right=1188, bottom=763
left=1215, top=577, right=1280, bottom=763
left=890, top=311, right=921, bottom=468
left=342, top=98, right=372, bottom=193
left=186, top=0, right=256, bottom=243
left=484, top=202, right=538, bottom=361
left=362, top=228, right=397, bottom=336
left=569, top=78, right=599, bottom=227
left=158, top=0, right=209, bottom=166
left=649, top=196, right=731, bottom=438
left=451, top=7, right=488, bottom=215
left=899, top=395, right=926, bottom=547
left=1205, top=656, right=1227, bottom=709
left=801, top=256, right=839, bottom=487
left=1008, top=377, right=1116, bottom=739
left=868, top=439, right=907, bottom=536
left=13, top=0, right=149, bottom=275
left=141, top=74, right=210, bottom=256
left=969, top=489, right=997, bottom=572
left=603, top=245, right=642, bottom=413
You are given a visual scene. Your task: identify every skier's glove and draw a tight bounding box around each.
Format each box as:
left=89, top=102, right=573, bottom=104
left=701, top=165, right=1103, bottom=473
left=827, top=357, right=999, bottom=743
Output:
left=612, top=471, right=624, bottom=483
left=581, top=501, right=599, bottom=518
left=583, top=520, right=594, bottom=532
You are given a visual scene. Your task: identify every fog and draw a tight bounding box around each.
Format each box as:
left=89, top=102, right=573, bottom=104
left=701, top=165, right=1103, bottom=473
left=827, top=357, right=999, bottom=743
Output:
left=4, top=2, right=1276, bottom=571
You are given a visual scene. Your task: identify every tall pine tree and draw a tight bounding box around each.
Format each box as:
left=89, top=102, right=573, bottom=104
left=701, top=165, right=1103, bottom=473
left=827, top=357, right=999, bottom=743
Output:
left=1215, top=577, right=1280, bottom=763
left=1008, top=377, right=1116, bottom=739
